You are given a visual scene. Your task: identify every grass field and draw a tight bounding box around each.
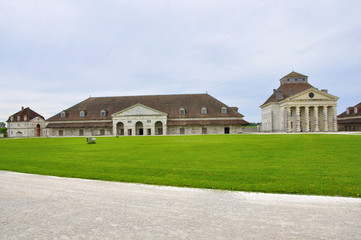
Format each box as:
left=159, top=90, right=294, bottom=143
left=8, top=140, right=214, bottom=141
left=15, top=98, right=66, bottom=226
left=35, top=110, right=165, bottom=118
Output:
left=0, top=134, right=360, bottom=197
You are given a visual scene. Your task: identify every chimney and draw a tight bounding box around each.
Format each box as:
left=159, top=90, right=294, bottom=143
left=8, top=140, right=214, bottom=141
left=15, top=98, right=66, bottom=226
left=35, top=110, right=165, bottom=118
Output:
left=321, top=89, right=328, bottom=93
left=21, top=106, right=24, bottom=111
left=275, top=90, right=283, bottom=101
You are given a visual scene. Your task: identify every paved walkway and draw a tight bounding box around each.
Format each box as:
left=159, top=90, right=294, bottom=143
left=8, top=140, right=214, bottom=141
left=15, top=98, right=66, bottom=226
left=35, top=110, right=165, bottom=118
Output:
left=1, top=171, right=360, bottom=240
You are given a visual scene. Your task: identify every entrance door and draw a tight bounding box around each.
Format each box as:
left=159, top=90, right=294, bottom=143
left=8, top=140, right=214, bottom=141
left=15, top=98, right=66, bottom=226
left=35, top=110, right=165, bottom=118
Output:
left=36, top=124, right=41, bottom=137
left=224, top=127, right=230, bottom=134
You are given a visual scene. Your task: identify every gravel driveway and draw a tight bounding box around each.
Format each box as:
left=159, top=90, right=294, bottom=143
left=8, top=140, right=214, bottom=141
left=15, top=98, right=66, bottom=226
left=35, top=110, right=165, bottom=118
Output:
left=1, top=171, right=360, bottom=240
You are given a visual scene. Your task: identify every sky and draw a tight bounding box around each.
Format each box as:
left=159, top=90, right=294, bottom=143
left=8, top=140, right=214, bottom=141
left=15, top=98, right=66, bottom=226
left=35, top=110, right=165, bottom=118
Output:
left=1, top=0, right=361, bottom=124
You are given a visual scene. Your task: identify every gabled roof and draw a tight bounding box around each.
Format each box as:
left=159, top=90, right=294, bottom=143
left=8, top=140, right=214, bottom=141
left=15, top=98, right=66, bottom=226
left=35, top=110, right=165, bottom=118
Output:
left=280, top=71, right=308, bottom=80
left=261, top=82, right=314, bottom=106
left=6, top=107, right=44, bottom=122
left=47, top=93, right=245, bottom=121
left=337, top=102, right=361, bottom=118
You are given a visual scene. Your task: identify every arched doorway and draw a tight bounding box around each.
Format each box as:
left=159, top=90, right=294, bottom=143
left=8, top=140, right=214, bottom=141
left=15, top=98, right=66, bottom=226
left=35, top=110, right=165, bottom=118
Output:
left=117, top=122, right=124, bottom=135
left=36, top=124, right=41, bottom=137
left=16, top=131, right=22, bottom=137
left=155, top=121, right=163, bottom=135
left=136, top=121, right=144, bottom=135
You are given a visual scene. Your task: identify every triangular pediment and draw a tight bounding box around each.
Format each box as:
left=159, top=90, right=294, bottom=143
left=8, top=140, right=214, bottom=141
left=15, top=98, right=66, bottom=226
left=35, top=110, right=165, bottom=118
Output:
left=284, top=88, right=339, bottom=102
left=112, top=103, right=167, bottom=117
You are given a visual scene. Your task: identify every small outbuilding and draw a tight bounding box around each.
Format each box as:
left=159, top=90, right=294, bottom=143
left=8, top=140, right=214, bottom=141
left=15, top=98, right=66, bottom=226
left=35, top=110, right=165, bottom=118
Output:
left=337, top=102, right=361, bottom=131
left=6, top=107, right=46, bottom=137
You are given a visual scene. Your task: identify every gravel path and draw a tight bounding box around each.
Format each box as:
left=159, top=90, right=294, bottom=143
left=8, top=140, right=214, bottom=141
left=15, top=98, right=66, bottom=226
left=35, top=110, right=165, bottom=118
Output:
left=1, top=171, right=360, bottom=240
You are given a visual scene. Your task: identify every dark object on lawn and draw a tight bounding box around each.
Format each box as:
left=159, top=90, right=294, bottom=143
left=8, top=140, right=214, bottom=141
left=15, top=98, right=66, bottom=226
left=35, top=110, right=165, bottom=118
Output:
left=87, top=137, right=96, bottom=144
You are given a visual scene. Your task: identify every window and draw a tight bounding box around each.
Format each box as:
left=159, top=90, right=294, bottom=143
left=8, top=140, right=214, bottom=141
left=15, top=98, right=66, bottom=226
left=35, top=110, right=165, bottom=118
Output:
left=201, top=107, right=207, bottom=115
left=224, top=127, right=230, bottom=134
left=100, top=110, right=107, bottom=117
left=60, top=111, right=66, bottom=118
left=10, top=116, right=14, bottom=121
left=17, top=116, right=21, bottom=121
left=79, top=130, right=84, bottom=136
left=221, top=107, right=227, bottom=114
left=59, top=130, right=64, bottom=136
left=346, top=109, right=350, bottom=114
left=147, top=120, right=151, bottom=123
left=128, top=120, right=132, bottom=123
left=24, top=116, right=27, bottom=121
left=80, top=111, right=85, bottom=118
left=147, top=129, right=151, bottom=135
left=100, top=129, right=105, bottom=136
left=179, top=108, right=185, bottom=115
left=180, top=128, right=185, bottom=135
left=355, top=108, right=358, bottom=114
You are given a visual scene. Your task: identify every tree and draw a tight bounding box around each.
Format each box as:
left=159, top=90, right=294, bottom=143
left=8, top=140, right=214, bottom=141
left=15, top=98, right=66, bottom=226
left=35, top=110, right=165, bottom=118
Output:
left=0, top=122, right=7, bottom=137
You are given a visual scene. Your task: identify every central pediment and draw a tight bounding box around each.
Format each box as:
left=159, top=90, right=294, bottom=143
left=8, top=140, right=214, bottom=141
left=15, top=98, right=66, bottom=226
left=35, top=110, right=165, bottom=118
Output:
left=112, top=103, right=168, bottom=117
left=284, top=88, right=339, bottom=102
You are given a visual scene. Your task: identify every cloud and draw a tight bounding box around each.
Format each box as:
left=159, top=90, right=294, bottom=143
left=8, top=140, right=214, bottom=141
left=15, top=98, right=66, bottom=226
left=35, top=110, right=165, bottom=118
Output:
left=1, top=0, right=361, bottom=123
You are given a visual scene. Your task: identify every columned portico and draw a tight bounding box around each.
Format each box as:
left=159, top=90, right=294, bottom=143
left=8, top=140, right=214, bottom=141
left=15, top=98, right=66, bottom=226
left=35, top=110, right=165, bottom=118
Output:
left=283, top=104, right=337, bottom=133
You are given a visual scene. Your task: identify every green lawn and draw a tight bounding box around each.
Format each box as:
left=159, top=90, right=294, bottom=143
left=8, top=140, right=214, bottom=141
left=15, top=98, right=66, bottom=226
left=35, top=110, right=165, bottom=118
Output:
left=0, top=134, right=360, bottom=197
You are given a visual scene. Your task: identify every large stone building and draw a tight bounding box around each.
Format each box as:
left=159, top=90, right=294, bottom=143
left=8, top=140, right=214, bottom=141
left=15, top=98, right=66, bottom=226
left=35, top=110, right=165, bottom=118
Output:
left=46, top=94, right=249, bottom=137
left=260, top=72, right=339, bottom=132
left=337, top=102, right=361, bottom=131
left=6, top=107, right=46, bottom=137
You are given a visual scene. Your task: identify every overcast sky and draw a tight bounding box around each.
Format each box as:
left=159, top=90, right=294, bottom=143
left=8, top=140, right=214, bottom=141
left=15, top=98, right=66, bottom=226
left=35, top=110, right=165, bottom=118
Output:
left=1, top=0, right=361, bottom=123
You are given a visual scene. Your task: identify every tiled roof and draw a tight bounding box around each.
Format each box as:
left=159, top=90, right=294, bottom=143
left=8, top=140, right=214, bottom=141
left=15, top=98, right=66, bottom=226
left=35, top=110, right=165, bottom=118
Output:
left=47, top=94, right=245, bottom=121
left=337, top=102, right=361, bottom=118
left=46, top=122, right=113, bottom=128
left=6, top=107, right=44, bottom=122
left=261, top=82, right=314, bottom=106
left=280, top=71, right=308, bottom=80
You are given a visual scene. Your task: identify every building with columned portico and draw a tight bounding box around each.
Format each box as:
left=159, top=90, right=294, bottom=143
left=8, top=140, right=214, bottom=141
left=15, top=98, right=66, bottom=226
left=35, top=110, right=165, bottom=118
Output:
left=260, top=71, right=339, bottom=132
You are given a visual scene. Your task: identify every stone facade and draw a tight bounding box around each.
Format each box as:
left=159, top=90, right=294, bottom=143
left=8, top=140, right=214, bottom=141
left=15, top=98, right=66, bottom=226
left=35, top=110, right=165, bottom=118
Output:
left=337, top=102, right=361, bottom=131
left=261, top=72, right=339, bottom=132
left=6, top=107, right=47, bottom=137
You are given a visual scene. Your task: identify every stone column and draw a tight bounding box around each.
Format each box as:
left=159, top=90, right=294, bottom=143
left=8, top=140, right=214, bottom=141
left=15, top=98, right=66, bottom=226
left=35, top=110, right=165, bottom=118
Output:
left=296, top=106, right=301, bottom=132
left=332, top=106, right=338, bottom=131
left=314, top=106, right=319, bottom=132
left=287, top=107, right=292, bottom=132
left=113, top=121, right=117, bottom=136
left=305, top=106, right=310, bottom=132
left=323, top=106, right=328, bottom=132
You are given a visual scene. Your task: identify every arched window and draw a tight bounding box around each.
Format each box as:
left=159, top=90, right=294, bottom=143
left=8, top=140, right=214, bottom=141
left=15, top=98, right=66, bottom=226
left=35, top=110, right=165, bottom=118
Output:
left=354, top=107, right=358, bottom=114
left=201, top=107, right=207, bottom=115
left=10, top=116, right=14, bottom=121
left=17, top=116, right=21, bottom=121
left=60, top=111, right=66, bottom=118
left=100, top=110, right=107, bottom=117
left=346, top=109, right=350, bottom=114
left=221, top=107, right=227, bottom=114
left=24, top=116, right=28, bottom=121
left=80, top=111, right=85, bottom=118
left=179, top=108, right=185, bottom=115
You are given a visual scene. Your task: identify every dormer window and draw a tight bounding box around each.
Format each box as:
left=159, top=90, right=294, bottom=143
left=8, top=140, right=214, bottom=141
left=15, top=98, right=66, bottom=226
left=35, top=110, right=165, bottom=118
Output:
left=346, top=109, right=350, bottom=114
left=24, top=116, right=27, bottom=121
left=179, top=108, right=185, bottom=115
left=355, top=108, right=358, bottom=114
left=80, top=111, right=85, bottom=118
left=221, top=107, right=227, bottom=114
left=100, top=110, right=107, bottom=117
left=17, top=116, right=21, bottom=121
left=201, top=107, right=207, bottom=115
left=60, top=111, right=66, bottom=118
left=10, top=116, right=14, bottom=121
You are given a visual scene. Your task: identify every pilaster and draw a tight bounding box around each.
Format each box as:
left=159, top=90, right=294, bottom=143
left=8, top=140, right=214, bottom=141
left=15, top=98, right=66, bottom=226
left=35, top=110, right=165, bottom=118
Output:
left=314, top=106, right=319, bottom=132
left=323, top=106, right=328, bottom=132
left=305, top=106, right=310, bottom=132
left=296, top=106, right=301, bottom=132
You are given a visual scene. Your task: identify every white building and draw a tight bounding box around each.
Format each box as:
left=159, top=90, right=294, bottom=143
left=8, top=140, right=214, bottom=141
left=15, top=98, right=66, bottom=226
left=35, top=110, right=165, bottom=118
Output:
left=7, top=107, right=47, bottom=137
left=260, top=72, right=339, bottom=132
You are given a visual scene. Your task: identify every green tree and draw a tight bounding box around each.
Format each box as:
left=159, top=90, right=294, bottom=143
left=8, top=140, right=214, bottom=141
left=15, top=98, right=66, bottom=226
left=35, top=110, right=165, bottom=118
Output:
left=0, top=122, right=7, bottom=137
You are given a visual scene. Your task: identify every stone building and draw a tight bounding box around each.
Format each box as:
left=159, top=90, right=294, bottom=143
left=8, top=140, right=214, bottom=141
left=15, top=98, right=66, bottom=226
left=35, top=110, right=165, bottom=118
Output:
left=260, top=71, right=339, bottom=132
left=6, top=107, right=46, bottom=137
left=46, top=93, right=249, bottom=137
left=337, top=102, right=361, bottom=131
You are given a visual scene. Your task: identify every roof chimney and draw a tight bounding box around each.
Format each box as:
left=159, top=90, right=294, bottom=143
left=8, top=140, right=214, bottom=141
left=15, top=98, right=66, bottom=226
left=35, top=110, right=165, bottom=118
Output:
left=21, top=106, right=24, bottom=111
